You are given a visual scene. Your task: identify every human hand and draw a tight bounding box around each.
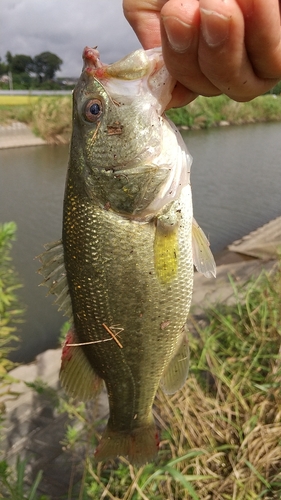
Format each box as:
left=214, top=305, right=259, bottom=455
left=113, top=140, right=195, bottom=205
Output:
left=123, top=0, right=281, bottom=108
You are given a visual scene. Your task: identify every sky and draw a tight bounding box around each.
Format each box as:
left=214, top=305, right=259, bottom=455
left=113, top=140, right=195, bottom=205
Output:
left=0, top=0, right=142, bottom=77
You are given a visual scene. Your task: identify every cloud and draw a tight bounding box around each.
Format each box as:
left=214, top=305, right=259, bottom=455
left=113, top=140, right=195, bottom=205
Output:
left=0, top=0, right=141, bottom=76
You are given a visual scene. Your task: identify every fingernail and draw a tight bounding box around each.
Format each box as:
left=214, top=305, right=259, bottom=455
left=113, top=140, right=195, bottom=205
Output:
left=162, top=16, right=194, bottom=53
left=200, top=8, right=230, bottom=47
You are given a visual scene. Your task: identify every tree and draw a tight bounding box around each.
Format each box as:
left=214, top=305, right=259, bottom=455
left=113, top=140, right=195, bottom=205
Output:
left=5, top=51, right=13, bottom=68
left=10, top=54, right=33, bottom=74
left=33, top=51, right=62, bottom=81
left=0, top=57, right=8, bottom=76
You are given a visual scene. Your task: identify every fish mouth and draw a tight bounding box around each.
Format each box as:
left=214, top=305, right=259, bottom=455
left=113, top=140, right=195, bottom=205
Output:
left=82, top=45, right=150, bottom=81
left=81, top=46, right=175, bottom=112
left=82, top=46, right=104, bottom=71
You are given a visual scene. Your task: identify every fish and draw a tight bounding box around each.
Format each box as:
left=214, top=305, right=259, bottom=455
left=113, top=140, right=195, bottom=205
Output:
left=39, top=46, right=216, bottom=465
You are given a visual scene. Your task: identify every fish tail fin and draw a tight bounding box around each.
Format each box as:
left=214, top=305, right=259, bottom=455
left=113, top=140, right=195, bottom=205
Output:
left=95, top=420, right=159, bottom=465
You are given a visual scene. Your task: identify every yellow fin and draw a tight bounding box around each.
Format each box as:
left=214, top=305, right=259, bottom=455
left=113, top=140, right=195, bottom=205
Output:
left=160, top=330, right=189, bottom=395
left=192, top=218, right=216, bottom=278
left=60, top=328, right=103, bottom=401
left=154, top=218, right=178, bottom=284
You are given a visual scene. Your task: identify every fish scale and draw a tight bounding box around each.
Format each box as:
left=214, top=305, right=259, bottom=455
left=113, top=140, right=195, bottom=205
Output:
left=63, top=180, right=193, bottom=375
left=39, top=46, right=215, bottom=465
left=62, top=177, right=193, bottom=452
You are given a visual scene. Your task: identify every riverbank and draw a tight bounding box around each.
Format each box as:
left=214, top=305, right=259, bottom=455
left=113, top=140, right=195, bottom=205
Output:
left=0, top=122, right=46, bottom=149
left=168, top=93, right=281, bottom=130
left=1, top=94, right=281, bottom=146
left=1, top=216, right=280, bottom=498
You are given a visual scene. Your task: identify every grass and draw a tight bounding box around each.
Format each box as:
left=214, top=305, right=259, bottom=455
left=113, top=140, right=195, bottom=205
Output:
left=1, top=94, right=281, bottom=144
left=2, top=256, right=280, bottom=498
left=30, top=96, right=72, bottom=144
left=0, top=95, right=72, bottom=143
left=0, top=222, right=23, bottom=398
left=0, top=95, right=40, bottom=106
left=0, top=458, right=47, bottom=500
left=0, top=95, right=39, bottom=128
left=167, top=94, right=281, bottom=129
left=32, top=258, right=280, bottom=499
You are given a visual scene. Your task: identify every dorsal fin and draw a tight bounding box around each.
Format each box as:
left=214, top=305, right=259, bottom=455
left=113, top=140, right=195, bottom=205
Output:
left=38, top=240, right=73, bottom=318
left=192, top=218, right=216, bottom=278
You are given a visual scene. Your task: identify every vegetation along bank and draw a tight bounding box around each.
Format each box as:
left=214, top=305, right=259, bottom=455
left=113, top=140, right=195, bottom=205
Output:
left=1, top=220, right=281, bottom=498
left=1, top=92, right=281, bottom=144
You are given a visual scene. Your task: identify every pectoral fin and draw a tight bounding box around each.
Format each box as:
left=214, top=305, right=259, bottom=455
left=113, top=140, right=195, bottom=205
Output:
left=38, top=240, right=73, bottom=318
left=60, top=328, right=104, bottom=401
left=192, top=218, right=216, bottom=278
left=160, top=330, right=189, bottom=395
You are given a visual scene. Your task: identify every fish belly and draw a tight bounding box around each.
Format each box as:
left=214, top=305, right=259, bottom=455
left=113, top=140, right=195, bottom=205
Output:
left=62, top=181, right=193, bottom=463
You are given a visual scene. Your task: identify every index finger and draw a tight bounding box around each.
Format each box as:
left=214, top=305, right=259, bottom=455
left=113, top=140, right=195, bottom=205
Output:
left=123, top=0, right=165, bottom=48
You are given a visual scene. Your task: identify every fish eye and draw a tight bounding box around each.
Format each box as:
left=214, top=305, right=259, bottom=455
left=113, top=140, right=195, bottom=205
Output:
left=84, top=99, right=103, bottom=122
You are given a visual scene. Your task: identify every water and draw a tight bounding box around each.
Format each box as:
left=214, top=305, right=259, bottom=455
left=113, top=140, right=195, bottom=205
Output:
left=0, top=145, right=68, bottom=362
left=0, top=122, right=280, bottom=362
left=184, top=123, right=281, bottom=253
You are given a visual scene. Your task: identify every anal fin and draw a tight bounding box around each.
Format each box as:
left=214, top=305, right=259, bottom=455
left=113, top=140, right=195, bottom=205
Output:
left=160, top=330, right=189, bottom=395
left=60, top=328, right=104, bottom=401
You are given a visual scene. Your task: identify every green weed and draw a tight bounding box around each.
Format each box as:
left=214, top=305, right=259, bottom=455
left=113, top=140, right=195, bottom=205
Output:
left=1, top=94, right=281, bottom=142
left=31, top=96, right=72, bottom=143
left=0, top=457, right=47, bottom=500
left=51, top=260, right=281, bottom=499
left=0, top=223, right=24, bottom=401
left=167, top=95, right=281, bottom=129
left=1, top=233, right=280, bottom=498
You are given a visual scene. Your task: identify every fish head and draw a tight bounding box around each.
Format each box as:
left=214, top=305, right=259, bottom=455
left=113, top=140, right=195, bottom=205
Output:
left=71, top=46, right=176, bottom=172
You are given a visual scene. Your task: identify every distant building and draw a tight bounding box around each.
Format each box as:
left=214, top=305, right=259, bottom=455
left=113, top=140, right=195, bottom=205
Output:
left=0, top=74, right=10, bottom=83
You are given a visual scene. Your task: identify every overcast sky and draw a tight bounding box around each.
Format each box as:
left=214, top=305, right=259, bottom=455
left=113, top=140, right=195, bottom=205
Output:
left=0, top=0, right=142, bottom=77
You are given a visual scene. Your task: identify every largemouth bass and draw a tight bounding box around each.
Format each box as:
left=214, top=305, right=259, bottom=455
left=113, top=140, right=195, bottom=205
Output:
left=39, top=46, right=215, bottom=465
